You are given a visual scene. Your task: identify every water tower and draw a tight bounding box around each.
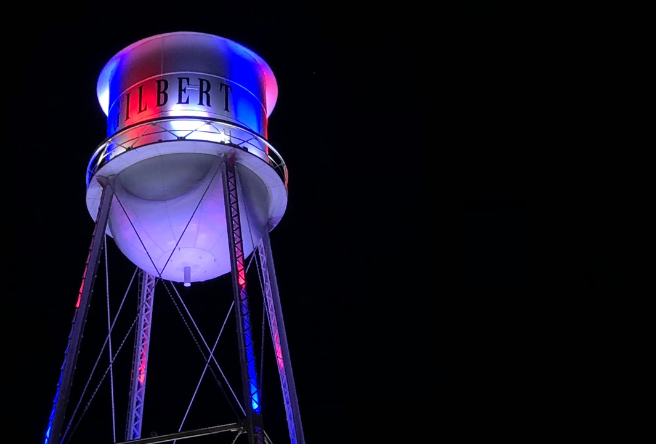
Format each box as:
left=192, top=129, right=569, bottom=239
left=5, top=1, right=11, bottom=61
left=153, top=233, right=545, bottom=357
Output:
left=44, top=32, right=304, bottom=444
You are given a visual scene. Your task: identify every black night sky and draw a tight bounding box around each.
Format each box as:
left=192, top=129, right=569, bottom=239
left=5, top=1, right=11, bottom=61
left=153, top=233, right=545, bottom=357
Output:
left=8, top=4, right=625, bottom=444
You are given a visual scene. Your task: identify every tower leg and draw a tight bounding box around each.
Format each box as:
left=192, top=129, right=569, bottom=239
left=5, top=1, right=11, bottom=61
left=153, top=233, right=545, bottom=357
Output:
left=125, top=270, right=156, bottom=440
left=222, top=157, right=265, bottom=444
left=258, top=230, right=305, bottom=444
left=45, top=176, right=115, bottom=444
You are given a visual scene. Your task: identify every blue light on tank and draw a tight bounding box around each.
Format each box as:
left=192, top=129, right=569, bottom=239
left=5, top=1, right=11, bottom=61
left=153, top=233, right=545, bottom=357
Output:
left=233, top=86, right=265, bottom=135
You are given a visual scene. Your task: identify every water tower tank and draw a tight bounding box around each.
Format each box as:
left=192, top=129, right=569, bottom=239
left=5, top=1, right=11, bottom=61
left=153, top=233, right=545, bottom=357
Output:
left=86, top=32, right=287, bottom=284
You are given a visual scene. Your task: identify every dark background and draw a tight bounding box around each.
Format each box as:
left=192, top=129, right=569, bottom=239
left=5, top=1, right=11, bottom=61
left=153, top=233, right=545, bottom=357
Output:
left=6, top=3, right=626, bottom=443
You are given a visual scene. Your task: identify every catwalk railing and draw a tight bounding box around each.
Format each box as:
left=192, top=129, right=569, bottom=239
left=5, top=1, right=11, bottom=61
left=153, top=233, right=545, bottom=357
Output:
left=86, top=117, right=288, bottom=190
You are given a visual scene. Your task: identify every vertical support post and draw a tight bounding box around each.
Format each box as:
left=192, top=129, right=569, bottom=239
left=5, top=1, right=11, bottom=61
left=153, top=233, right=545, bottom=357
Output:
left=125, top=270, right=156, bottom=440
left=258, top=230, right=305, bottom=444
left=45, top=176, right=115, bottom=444
left=222, top=156, right=265, bottom=444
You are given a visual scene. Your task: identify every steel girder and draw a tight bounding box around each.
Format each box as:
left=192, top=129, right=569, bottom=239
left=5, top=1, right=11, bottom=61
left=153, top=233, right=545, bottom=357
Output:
left=125, top=270, right=157, bottom=440
left=257, top=231, right=305, bottom=444
left=45, top=177, right=115, bottom=444
left=222, top=157, right=265, bottom=444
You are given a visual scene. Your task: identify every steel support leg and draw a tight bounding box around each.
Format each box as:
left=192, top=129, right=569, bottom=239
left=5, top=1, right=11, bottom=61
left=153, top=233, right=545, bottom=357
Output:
left=45, top=176, right=115, bottom=444
left=222, top=157, right=265, bottom=444
left=126, top=270, right=157, bottom=440
left=258, top=230, right=305, bottom=444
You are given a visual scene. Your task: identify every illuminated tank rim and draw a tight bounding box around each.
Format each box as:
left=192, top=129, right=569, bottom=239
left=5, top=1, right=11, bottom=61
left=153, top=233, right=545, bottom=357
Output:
left=86, top=138, right=288, bottom=236
left=96, top=31, right=278, bottom=117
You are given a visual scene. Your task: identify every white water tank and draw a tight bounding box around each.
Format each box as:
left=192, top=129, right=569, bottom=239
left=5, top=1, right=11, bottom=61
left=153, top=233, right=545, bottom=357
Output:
left=85, top=32, right=287, bottom=283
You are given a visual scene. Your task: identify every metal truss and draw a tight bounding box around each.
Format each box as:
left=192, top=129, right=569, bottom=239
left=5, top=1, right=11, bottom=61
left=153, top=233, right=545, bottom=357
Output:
left=126, top=270, right=157, bottom=440
left=222, top=156, right=265, bottom=444
left=257, top=231, right=305, bottom=444
left=45, top=177, right=115, bottom=444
